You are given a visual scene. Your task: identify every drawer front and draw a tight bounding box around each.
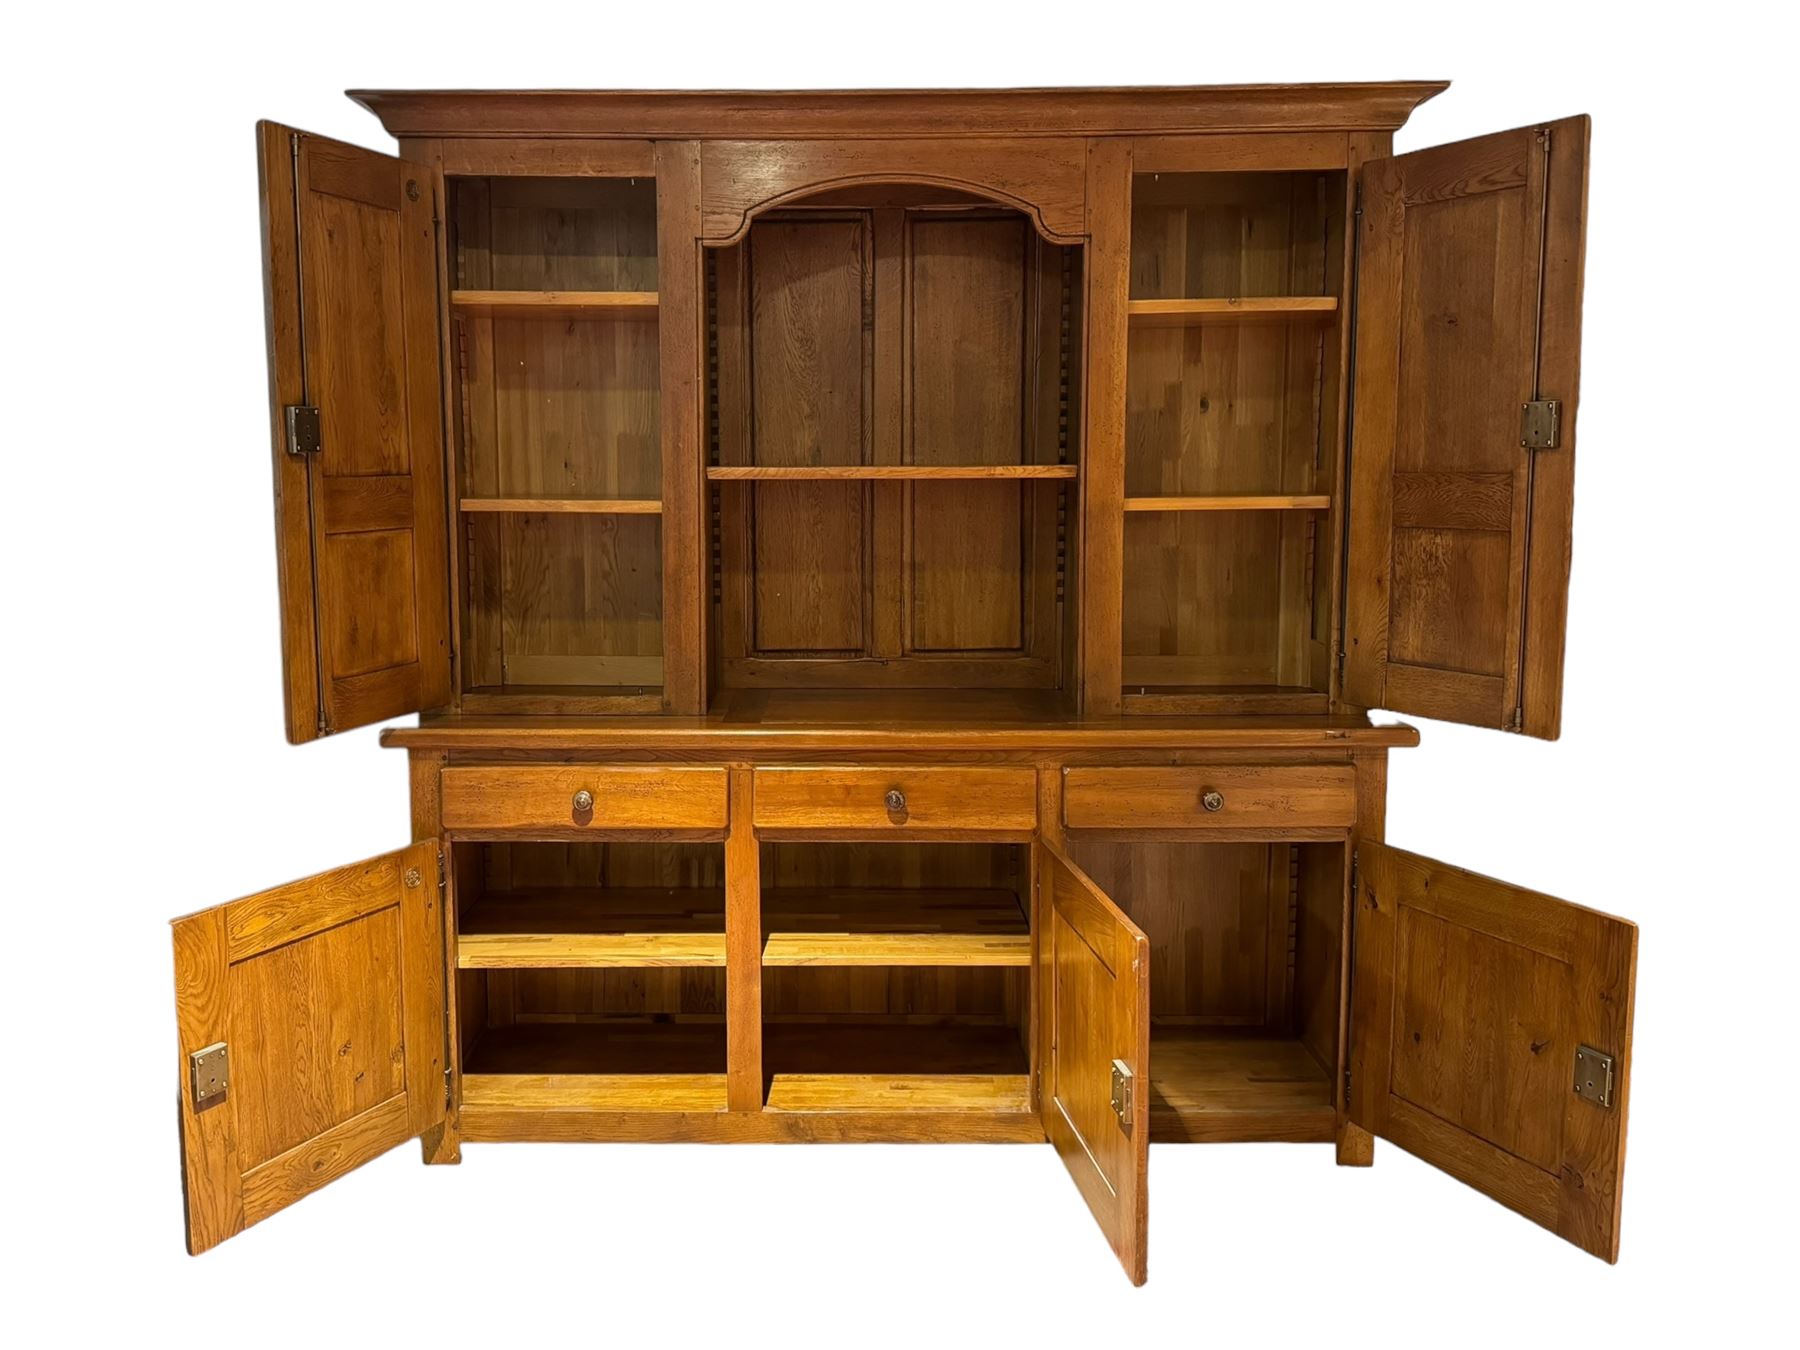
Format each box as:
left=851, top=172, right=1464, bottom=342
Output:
left=1063, top=765, right=1356, bottom=831
left=440, top=765, right=729, bottom=833
left=753, top=766, right=1038, bottom=833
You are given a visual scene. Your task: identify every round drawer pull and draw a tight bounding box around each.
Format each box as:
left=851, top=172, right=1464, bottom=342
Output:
left=572, top=789, right=595, bottom=814
left=884, top=788, right=907, bottom=813
left=1200, top=790, right=1225, bottom=813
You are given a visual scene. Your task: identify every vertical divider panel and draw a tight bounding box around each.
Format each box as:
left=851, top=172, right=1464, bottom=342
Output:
left=658, top=142, right=707, bottom=713
left=725, top=765, right=763, bottom=1110
left=1081, top=139, right=1131, bottom=714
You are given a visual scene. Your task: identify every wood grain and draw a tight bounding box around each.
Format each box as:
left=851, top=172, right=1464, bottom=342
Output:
left=170, top=843, right=441, bottom=1252
left=440, top=764, right=729, bottom=834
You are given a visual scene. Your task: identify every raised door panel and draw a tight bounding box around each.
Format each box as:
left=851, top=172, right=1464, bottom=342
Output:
left=1039, top=840, right=1150, bottom=1285
left=1344, top=118, right=1587, bottom=737
left=748, top=216, right=871, bottom=654
left=172, top=843, right=444, bottom=1253
left=259, top=123, right=450, bottom=741
left=1349, top=842, right=1636, bottom=1261
left=907, top=215, right=1029, bottom=653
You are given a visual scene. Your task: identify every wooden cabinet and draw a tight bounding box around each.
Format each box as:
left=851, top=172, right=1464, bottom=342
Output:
left=171, top=84, right=1635, bottom=1282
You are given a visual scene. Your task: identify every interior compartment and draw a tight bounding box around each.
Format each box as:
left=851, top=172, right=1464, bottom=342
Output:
left=707, top=190, right=1082, bottom=698
left=449, top=176, right=665, bottom=703
left=760, top=842, right=1032, bottom=1111
left=454, top=841, right=727, bottom=1105
left=1122, top=172, right=1346, bottom=711
left=1067, top=838, right=1346, bottom=1141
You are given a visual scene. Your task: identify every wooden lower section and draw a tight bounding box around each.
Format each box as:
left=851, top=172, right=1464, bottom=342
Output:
left=1149, top=1030, right=1335, bottom=1142
left=459, top=1104, right=1044, bottom=1142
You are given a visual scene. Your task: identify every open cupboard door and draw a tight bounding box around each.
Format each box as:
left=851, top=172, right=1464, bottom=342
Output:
left=1038, top=841, right=1150, bottom=1284
left=1348, top=843, right=1636, bottom=1261
left=258, top=122, right=450, bottom=742
left=1344, top=118, right=1588, bottom=737
left=172, top=844, right=446, bottom=1253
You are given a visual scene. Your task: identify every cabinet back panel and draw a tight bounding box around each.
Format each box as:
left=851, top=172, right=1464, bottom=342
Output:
left=1121, top=511, right=1318, bottom=687
left=455, top=177, right=658, bottom=291
left=1067, top=841, right=1295, bottom=1028
left=467, top=512, right=664, bottom=688
left=457, top=316, right=662, bottom=499
left=1129, top=172, right=1330, bottom=300
left=1125, top=324, right=1324, bottom=497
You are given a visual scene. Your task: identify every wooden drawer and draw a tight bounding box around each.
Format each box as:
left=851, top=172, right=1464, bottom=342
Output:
left=753, top=766, right=1038, bottom=833
left=1062, top=765, right=1356, bottom=831
left=440, top=765, right=729, bottom=834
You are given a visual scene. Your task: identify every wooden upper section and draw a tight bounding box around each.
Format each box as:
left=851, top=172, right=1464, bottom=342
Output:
left=349, top=83, right=1448, bottom=140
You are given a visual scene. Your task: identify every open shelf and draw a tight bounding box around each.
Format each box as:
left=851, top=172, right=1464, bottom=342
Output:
left=1123, top=495, right=1330, bottom=512
left=1127, top=296, right=1338, bottom=326
left=458, top=889, right=726, bottom=969
left=461, top=1022, right=727, bottom=1114
left=706, top=464, right=1077, bottom=481
left=461, top=497, right=662, bottom=515
left=763, top=1022, right=1030, bottom=1113
left=763, top=888, right=1029, bottom=967
left=1148, top=1031, right=1335, bottom=1142
left=451, top=289, right=659, bottom=319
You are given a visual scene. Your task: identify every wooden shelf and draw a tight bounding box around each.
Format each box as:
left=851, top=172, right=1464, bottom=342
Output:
left=707, top=465, right=1077, bottom=482
left=763, top=888, right=1029, bottom=967
left=763, top=1022, right=1029, bottom=1112
left=1123, top=495, right=1331, bottom=512
left=1148, top=1031, right=1335, bottom=1143
left=765, top=1073, right=1031, bottom=1113
left=458, top=889, right=725, bottom=969
left=451, top=289, right=659, bottom=319
left=1127, top=296, right=1338, bottom=327
left=460, top=497, right=663, bottom=515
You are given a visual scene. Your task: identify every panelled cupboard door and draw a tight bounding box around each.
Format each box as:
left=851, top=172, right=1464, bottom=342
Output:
left=172, top=843, right=446, bottom=1254
left=1038, top=841, right=1150, bottom=1284
left=1348, top=843, right=1636, bottom=1261
left=1344, top=117, right=1588, bottom=738
left=258, top=122, right=450, bottom=743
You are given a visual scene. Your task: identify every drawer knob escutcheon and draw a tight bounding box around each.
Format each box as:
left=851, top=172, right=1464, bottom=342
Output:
left=884, top=789, right=907, bottom=812
left=1201, top=790, right=1225, bottom=812
left=572, top=789, right=595, bottom=814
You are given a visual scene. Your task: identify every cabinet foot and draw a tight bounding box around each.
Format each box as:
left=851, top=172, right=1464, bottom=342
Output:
left=1336, top=1120, right=1373, bottom=1167
left=421, top=1117, right=462, bottom=1166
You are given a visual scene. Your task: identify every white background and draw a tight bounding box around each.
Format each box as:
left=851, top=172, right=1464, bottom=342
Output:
left=6, top=2, right=1794, bottom=1342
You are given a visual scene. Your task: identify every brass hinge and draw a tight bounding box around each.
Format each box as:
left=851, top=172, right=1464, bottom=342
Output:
left=1349, top=848, right=1360, bottom=900
left=1110, top=1059, right=1135, bottom=1130
left=190, top=1042, right=229, bottom=1108
left=285, top=404, right=321, bottom=455
left=1573, top=1045, right=1616, bottom=1108
left=1520, top=399, right=1561, bottom=450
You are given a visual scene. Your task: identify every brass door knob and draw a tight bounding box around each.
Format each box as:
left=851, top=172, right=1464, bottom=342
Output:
left=884, top=789, right=907, bottom=812
left=1200, top=790, right=1225, bottom=812
left=572, top=789, right=595, bottom=813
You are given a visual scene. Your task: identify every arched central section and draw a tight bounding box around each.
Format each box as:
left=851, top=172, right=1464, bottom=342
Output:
left=706, top=181, right=1086, bottom=694
left=710, top=173, right=1084, bottom=248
